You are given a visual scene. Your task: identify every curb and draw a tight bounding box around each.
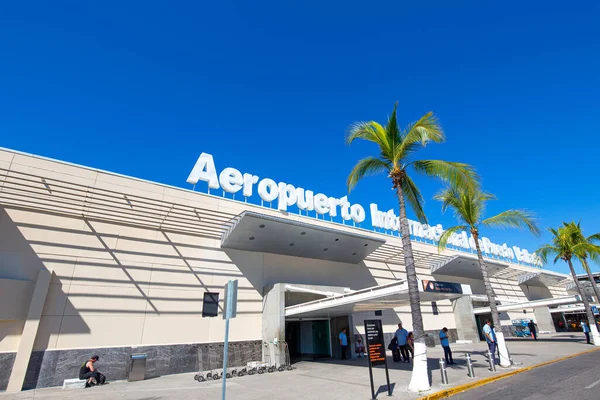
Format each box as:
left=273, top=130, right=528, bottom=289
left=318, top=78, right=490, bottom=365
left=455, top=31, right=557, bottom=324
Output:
left=418, top=347, right=600, bottom=400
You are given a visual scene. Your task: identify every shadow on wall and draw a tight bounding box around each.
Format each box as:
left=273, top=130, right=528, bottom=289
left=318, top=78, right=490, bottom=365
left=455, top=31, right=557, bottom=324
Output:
left=0, top=207, right=90, bottom=390
left=0, top=205, right=264, bottom=390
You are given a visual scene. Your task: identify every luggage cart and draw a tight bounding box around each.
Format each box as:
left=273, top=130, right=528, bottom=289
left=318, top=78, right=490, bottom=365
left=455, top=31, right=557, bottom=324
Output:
left=259, top=342, right=271, bottom=374
left=280, top=341, right=294, bottom=371
left=194, top=348, right=223, bottom=382
left=268, top=341, right=278, bottom=373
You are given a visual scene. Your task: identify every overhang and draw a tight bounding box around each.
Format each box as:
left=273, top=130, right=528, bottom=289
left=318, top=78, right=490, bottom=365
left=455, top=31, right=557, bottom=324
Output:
left=430, top=255, right=515, bottom=280
left=285, top=279, right=471, bottom=318
left=220, top=211, right=385, bottom=264
left=473, top=295, right=581, bottom=315
left=565, top=281, right=596, bottom=297
left=517, top=272, right=570, bottom=288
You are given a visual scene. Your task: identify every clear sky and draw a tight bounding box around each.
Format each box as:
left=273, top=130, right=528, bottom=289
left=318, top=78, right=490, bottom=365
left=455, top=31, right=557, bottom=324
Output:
left=1, top=1, right=599, bottom=275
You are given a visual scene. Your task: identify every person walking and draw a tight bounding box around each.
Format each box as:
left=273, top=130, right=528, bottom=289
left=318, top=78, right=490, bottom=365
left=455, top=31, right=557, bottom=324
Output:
left=482, top=320, right=497, bottom=364
left=581, top=321, right=591, bottom=344
left=439, top=327, right=454, bottom=365
left=339, top=328, right=349, bottom=359
left=528, top=320, right=538, bottom=341
left=395, top=323, right=410, bottom=363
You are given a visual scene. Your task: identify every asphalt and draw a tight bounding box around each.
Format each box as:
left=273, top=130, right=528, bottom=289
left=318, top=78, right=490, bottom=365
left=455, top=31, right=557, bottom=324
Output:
left=452, top=350, right=600, bottom=400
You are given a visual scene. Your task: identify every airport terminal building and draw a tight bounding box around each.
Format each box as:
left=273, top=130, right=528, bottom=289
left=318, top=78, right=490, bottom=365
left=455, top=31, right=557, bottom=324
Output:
left=0, top=148, right=584, bottom=391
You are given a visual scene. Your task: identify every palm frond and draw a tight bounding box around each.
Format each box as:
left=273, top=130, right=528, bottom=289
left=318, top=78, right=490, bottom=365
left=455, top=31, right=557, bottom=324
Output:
left=345, top=121, right=389, bottom=151
left=386, top=102, right=401, bottom=162
left=411, top=159, right=479, bottom=193
left=347, top=157, right=391, bottom=192
left=481, top=209, right=541, bottom=236
left=433, top=186, right=484, bottom=227
left=433, top=186, right=462, bottom=215
left=395, top=111, right=444, bottom=163
left=535, top=244, right=558, bottom=265
left=401, top=174, right=427, bottom=224
left=587, top=233, right=600, bottom=244
left=437, top=225, right=468, bottom=253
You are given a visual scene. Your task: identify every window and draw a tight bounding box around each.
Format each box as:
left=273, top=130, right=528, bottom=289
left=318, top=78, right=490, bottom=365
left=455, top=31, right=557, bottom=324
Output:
left=432, top=301, right=439, bottom=315
left=202, top=292, right=219, bottom=317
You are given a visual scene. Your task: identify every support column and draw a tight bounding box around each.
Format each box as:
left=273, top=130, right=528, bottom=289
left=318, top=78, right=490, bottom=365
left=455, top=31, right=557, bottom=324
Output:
left=262, top=283, right=286, bottom=366
left=533, top=306, right=555, bottom=333
left=452, top=295, right=480, bottom=342
left=6, top=269, right=52, bottom=392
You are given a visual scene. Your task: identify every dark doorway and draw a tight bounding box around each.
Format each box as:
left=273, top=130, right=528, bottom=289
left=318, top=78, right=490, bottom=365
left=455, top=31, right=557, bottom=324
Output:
left=285, top=320, right=331, bottom=362
left=475, top=313, right=492, bottom=341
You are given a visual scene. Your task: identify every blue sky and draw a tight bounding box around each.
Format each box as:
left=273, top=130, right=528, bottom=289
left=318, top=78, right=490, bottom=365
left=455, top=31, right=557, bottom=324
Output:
left=1, top=1, right=599, bottom=274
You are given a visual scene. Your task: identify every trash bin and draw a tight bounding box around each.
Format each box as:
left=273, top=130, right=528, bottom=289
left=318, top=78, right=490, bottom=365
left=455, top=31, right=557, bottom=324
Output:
left=128, top=353, right=147, bottom=382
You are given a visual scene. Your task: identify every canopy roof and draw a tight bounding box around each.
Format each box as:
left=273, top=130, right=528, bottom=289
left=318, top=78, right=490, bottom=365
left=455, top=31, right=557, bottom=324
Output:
left=221, top=211, right=385, bottom=264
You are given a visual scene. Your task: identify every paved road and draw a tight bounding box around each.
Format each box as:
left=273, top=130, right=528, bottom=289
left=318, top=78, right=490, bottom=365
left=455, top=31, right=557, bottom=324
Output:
left=454, top=350, right=600, bottom=400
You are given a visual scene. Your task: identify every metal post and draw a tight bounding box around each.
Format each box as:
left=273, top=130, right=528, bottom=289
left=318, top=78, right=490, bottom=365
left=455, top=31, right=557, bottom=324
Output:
left=487, top=351, right=496, bottom=372
left=465, top=353, right=475, bottom=378
left=221, top=283, right=235, bottom=400
left=439, top=358, right=448, bottom=385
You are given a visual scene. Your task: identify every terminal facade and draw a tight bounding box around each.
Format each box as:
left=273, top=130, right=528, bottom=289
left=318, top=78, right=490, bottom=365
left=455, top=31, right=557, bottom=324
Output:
left=0, top=148, right=585, bottom=391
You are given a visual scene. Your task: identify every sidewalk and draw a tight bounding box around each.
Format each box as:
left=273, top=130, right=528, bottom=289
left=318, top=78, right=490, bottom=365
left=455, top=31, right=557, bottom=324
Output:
left=1, top=334, right=595, bottom=399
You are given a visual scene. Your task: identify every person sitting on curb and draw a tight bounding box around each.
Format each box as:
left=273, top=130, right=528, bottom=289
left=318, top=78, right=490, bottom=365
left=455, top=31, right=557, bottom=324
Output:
left=355, top=336, right=366, bottom=358
left=79, top=355, right=101, bottom=388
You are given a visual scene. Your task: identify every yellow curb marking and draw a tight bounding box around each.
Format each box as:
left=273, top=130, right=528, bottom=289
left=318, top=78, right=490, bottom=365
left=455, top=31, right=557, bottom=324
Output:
left=418, top=347, right=600, bottom=400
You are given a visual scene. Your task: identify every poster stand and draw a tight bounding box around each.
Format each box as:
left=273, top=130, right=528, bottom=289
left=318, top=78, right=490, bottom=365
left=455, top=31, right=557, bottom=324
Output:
left=364, top=319, right=391, bottom=399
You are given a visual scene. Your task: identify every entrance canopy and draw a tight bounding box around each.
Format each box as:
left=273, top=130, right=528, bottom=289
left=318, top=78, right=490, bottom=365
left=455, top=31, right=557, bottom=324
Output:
left=221, top=211, right=385, bottom=264
left=430, top=255, right=523, bottom=280
left=285, top=279, right=471, bottom=318
left=517, top=271, right=570, bottom=288
left=565, top=281, right=596, bottom=298
left=472, top=295, right=581, bottom=315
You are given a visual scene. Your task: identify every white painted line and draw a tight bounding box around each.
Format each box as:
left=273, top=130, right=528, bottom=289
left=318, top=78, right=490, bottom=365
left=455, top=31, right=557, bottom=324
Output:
left=585, top=378, right=600, bottom=389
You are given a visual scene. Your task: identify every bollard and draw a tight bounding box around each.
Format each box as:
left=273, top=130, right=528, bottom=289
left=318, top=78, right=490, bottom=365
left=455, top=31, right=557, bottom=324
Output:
left=439, top=358, right=449, bottom=385
left=465, top=353, right=475, bottom=378
left=487, top=351, right=496, bottom=372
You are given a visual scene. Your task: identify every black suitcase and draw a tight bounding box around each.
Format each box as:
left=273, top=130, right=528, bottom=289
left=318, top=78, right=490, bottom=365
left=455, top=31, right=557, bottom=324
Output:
left=392, top=348, right=401, bottom=362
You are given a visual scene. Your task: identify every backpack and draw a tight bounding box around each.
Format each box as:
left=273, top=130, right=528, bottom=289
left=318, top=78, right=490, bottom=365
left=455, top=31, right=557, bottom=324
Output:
left=96, top=373, right=106, bottom=385
left=387, top=337, right=398, bottom=350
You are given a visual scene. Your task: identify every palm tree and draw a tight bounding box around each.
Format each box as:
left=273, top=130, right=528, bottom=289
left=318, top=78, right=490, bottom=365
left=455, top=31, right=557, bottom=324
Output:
left=434, top=186, right=541, bottom=367
left=564, top=221, right=600, bottom=304
left=346, top=103, right=477, bottom=392
left=537, top=223, right=600, bottom=345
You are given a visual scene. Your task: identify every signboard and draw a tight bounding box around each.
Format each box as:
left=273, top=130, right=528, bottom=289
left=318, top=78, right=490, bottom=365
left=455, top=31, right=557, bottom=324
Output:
left=593, top=306, right=599, bottom=316
left=422, top=280, right=463, bottom=294
left=364, top=320, right=391, bottom=399
left=365, top=320, right=386, bottom=366
left=187, top=152, right=543, bottom=267
left=223, top=279, right=238, bottom=319
left=202, top=292, right=219, bottom=317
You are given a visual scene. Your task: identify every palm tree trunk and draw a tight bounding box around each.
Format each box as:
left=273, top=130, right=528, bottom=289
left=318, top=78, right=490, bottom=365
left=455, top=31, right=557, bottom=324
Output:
left=472, top=231, right=511, bottom=367
left=582, top=258, right=600, bottom=305
left=396, top=182, right=429, bottom=392
left=566, top=258, right=600, bottom=345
